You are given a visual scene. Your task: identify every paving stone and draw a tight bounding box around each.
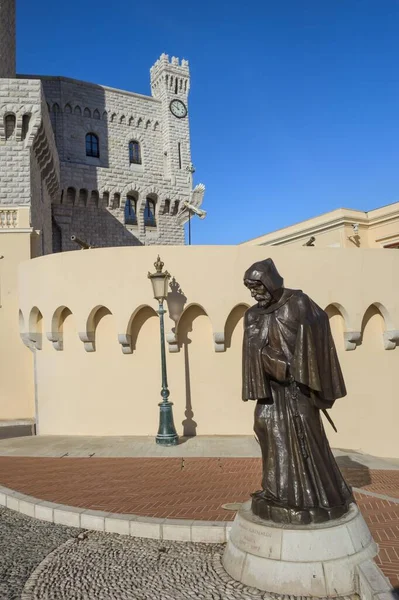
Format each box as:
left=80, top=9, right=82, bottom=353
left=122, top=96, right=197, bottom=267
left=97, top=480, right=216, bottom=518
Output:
left=0, top=506, right=81, bottom=600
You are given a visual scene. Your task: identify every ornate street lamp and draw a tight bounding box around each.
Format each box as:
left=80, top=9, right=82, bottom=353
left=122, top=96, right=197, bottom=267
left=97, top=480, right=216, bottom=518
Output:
left=148, top=256, right=179, bottom=446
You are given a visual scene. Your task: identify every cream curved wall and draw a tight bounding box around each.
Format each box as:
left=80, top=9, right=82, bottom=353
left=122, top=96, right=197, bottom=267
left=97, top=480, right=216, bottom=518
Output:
left=18, top=246, right=399, bottom=458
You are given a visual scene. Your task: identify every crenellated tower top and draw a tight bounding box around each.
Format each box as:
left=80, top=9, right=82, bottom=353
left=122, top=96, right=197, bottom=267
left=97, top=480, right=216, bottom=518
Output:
left=150, top=54, right=190, bottom=99
left=0, top=0, right=16, bottom=78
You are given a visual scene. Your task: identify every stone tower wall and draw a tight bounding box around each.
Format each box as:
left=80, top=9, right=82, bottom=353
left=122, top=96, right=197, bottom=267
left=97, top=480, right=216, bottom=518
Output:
left=0, top=0, right=16, bottom=78
left=24, top=56, right=203, bottom=250
left=0, top=78, right=60, bottom=254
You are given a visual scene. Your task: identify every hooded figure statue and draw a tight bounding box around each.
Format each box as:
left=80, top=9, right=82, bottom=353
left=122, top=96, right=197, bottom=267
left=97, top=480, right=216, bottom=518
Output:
left=242, top=258, right=353, bottom=524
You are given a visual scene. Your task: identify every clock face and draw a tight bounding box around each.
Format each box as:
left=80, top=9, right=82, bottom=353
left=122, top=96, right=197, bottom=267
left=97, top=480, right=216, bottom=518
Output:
left=170, top=99, right=187, bottom=119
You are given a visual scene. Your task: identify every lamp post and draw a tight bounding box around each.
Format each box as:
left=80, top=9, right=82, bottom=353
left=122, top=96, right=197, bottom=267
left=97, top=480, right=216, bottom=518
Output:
left=148, top=255, right=179, bottom=446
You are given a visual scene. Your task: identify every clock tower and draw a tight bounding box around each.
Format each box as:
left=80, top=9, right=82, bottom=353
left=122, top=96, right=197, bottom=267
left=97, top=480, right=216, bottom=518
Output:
left=150, top=54, right=192, bottom=184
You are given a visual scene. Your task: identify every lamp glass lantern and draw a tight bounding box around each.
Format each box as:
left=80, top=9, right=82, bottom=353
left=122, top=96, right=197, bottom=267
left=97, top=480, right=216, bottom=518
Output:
left=148, top=255, right=170, bottom=302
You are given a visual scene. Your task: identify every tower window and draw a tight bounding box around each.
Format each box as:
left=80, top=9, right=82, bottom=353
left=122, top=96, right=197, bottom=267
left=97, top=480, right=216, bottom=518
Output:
left=21, top=115, right=31, bottom=141
left=125, top=195, right=138, bottom=226
left=86, top=133, right=99, bottom=158
left=178, top=142, right=182, bottom=169
left=144, top=198, right=156, bottom=227
left=112, top=193, right=121, bottom=209
left=129, top=140, right=141, bottom=165
left=5, top=114, right=16, bottom=140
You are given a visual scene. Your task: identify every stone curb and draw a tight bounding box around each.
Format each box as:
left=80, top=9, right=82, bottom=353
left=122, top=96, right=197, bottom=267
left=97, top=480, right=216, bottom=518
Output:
left=0, top=485, right=232, bottom=543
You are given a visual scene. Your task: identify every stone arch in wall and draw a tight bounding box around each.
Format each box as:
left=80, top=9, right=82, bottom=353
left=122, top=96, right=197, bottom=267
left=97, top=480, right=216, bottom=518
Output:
left=224, top=304, right=250, bottom=351
left=77, top=189, right=88, bottom=207
left=28, top=306, right=43, bottom=350
left=87, top=190, right=99, bottom=207
left=145, top=193, right=158, bottom=226
left=142, top=186, right=161, bottom=219
left=65, top=187, right=76, bottom=205
left=101, top=191, right=110, bottom=208
left=175, top=303, right=210, bottom=344
left=121, top=305, right=158, bottom=354
left=74, top=105, right=82, bottom=116
left=47, top=305, right=72, bottom=351
left=83, top=107, right=91, bottom=118
left=21, top=114, right=31, bottom=141
left=157, top=193, right=175, bottom=216
left=4, top=113, right=16, bottom=140
left=79, top=305, right=113, bottom=352
left=99, top=185, right=115, bottom=208
left=360, top=302, right=397, bottom=350
left=65, top=104, right=72, bottom=114
left=163, top=199, right=171, bottom=215
left=112, top=192, right=121, bottom=209
left=361, top=305, right=385, bottom=349
left=325, top=304, right=347, bottom=352
left=93, top=109, right=101, bottom=120
left=23, top=108, right=41, bottom=147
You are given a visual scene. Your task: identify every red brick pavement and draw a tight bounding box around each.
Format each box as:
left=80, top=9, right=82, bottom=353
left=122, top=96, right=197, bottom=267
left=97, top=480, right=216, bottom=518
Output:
left=0, top=457, right=398, bottom=587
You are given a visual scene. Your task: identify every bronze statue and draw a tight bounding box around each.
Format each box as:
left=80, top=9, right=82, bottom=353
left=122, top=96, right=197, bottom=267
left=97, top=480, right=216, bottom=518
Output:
left=243, top=258, right=353, bottom=525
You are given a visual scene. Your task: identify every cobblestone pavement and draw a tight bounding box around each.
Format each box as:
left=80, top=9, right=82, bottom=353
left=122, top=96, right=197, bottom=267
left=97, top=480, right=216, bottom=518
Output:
left=0, top=508, right=354, bottom=600
left=0, top=507, right=81, bottom=600
left=0, top=457, right=398, bottom=588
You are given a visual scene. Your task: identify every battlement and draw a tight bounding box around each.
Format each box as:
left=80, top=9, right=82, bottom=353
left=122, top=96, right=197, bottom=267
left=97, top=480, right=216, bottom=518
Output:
left=150, top=54, right=190, bottom=98
left=150, top=53, right=189, bottom=76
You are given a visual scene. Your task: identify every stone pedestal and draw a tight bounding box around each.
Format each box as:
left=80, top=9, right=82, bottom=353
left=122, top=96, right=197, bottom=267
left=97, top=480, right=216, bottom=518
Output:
left=223, top=501, right=378, bottom=597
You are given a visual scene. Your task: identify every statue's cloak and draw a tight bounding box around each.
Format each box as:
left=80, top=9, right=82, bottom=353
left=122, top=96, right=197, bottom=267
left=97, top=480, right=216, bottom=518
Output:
left=242, top=259, right=346, bottom=407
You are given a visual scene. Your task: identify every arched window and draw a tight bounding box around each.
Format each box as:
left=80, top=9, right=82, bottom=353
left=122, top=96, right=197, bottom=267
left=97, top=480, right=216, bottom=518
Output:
left=129, top=140, right=141, bottom=165
left=21, top=114, right=31, bottom=141
left=78, top=189, right=88, bottom=206
left=5, top=114, right=16, bottom=140
left=88, top=190, right=99, bottom=207
left=102, top=191, right=110, bottom=207
left=66, top=187, right=76, bottom=205
left=86, top=133, right=99, bottom=158
left=144, top=197, right=156, bottom=227
left=125, top=195, right=137, bottom=225
left=112, top=193, right=120, bottom=209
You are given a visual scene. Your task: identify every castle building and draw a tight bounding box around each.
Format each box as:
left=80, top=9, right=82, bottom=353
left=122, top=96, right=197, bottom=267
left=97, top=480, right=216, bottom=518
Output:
left=0, top=0, right=205, bottom=254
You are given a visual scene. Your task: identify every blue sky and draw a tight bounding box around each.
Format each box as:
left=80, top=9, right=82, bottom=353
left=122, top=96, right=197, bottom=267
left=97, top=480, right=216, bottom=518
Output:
left=17, top=0, right=399, bottom=244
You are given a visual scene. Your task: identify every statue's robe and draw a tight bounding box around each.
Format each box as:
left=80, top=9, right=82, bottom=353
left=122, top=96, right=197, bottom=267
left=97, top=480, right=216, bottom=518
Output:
left=243, top=287, right=353, bottom=524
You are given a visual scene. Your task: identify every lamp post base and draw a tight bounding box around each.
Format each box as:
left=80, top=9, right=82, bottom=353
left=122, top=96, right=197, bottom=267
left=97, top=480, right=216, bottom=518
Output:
left=156, top=401, right=179, bottom=446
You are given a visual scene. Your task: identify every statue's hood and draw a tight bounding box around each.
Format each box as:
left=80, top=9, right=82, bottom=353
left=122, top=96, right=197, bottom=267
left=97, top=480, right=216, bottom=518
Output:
left=244, top=258, right=284, bottom=293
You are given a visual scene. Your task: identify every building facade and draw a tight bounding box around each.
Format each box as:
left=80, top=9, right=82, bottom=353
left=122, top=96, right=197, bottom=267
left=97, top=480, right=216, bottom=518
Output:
left=241, top=202, right=399, bottom=249
left=0, top=0, right=204, bottom=253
